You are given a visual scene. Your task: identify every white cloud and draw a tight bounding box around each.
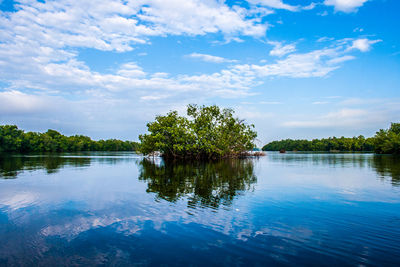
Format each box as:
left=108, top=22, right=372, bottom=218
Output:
left=312, top=101, right=329, bottom=105
left=281, top=98, right=400, bottom=133
left=136, top=0, right=268, bottom=38
left=318, top=11, right=329, bottom=16
left=0, top=0, right=382, bottom=139
left=187, top=53, right=238, bottom=63
left=253, top=48, right=340, bottom=78
left=268, top=41, right=296, bottom=57
left=247, top=38, right=378, bottom=79
left=245, top=6, right=275, bottom=17
left=140, top=95, right=169, bottom=101
left=348, top=38, right=381, bottom=52
left=0, top=1, right=379, bottom=102
left=338, top=97, right=381, bottom=106
left=327, top=55, right=355, bottom=64
left=248, top=1, right=316, bottom=12
left=117, top=62, right=146, bottom=78
left=317, top=37, right=335, bottom=42
left=0, top=0, right=268, bottom=56
left=247, top=0, right=299, bottom=11
left=324, top=0, right=368, bottom=13
left=0, top=36, right=379, bottom=107
left=260, top=101, right=282, bottom=105
left=283, top=108, right=371, bottom=128
left=0, top=0, right=273, bottom=101
left=302, top=3, right=317, bottom=11
left=0, top=90, right=52, bottom=114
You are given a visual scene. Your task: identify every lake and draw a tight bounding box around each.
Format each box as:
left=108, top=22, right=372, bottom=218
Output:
left=0, top=152, right=399, bottom=266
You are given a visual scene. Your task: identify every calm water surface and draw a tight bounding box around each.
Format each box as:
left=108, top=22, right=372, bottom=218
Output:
left=0, top=152, right=399, bottom=266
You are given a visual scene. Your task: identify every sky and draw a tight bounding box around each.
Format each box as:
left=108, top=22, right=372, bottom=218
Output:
left=0, top=0, right=399, bottom=144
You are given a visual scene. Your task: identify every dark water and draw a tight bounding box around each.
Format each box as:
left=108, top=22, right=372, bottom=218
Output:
left=0, top=152, right=399, bottom=266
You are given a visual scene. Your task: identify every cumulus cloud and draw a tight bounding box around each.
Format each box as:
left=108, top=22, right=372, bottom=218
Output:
left=248, top=0, right=317, bottom=12
left=0, top=1, right=379, bottom=100
left=253, top=45, right=350, bottom=78
left=117, top=63, right=146, bottom=78
left=302, top=3, right=317, bottom=11
left=324, top=0, right=369, bottom=13
left=0, top=0, right=268, bottom=55
left=268, top=41, right=296, bottom=57
left=0, top=91, right=53, bottom=114
left=187, top=53, right=238, bottom=63
left=137, top=0, right=268, bottom=38
left=0, top=36, right=379, bottom=104
left=0, top=0, right=382, bottom=138
left=247, top=0, right=299, bottom=11
left=348, top=38, right=381, bottom=52
left=0, top=0, right=273, bottom=99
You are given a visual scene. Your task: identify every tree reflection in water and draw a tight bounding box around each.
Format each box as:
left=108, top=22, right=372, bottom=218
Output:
left=137, top=158, right=257, bottom=209
left=371, top=155, right=400, bottom=186
left=267, top=153, right=400, bottom=187
left=0, top=154, right=91, bottom=178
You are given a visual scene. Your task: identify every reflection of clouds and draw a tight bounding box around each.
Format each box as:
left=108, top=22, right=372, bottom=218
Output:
left=339, top=189, right=357, bottom=195
left=41, top=215, right=151, bottom=240
left=256, top=225, right=313, bottom=241
left=1, top=154, right=397, bottom=245
left=0, top=152, right=141, bottom=179
left=15, top=194, right=256, bottom=243
left=256, top=153, right=400, bottom=203
left=0, top=192, right=38, bottom=210
left=0, top=152, right=399, bottom=266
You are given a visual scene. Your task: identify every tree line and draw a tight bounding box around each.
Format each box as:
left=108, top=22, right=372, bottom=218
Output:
left=3, top=120, right=399, bottom=155
left=263, top=123, right=400, bottom=154
left=0, top=125, right=140, bottom=153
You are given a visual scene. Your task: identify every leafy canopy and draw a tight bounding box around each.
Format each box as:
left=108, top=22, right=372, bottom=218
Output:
left=262, top=122, right=400, bottom=155
left=0, top=125, right=140, bottom=152
left=139, top=104, right=257, bottom=159
left=373, top=123, right=400, bottom=154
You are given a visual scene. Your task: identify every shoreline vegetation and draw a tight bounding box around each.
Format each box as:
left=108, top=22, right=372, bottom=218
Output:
left=1, top=108, right=399, bottom=156
left=0, top=125, right=140, bottom=153
left=139, top=104, right=260, bottom=160
left=263, top=123, right=400, bottom=155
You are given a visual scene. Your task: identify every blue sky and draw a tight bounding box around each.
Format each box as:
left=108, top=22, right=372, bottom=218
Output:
left=0, top=0, right=399, bottom=144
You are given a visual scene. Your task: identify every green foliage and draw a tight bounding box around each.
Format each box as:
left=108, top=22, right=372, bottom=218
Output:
left=0, top=154, right=91, bottom=178
left=262, top=123, right=400, bottom=154
left=138, top=158, right=257, bottom=208
left=371, top=155, right=400, bottom=185
left=0, top=125, right=140, bottom=153
left=262, top=135, right=374, bottom=152
left=373, top=123, right=400, bottom=154
left=139, top=104, right=257, bottom=159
